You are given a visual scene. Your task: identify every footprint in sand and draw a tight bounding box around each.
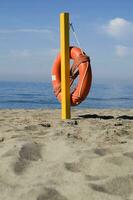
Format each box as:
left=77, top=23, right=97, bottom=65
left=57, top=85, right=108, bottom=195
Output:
left=86, top=175, right=108, bottom=181
left=14, top=158, right=28, bottom=174
left=93, top=148, right=109, bottom=156
left=123, top=152, right=133, bottom=159
left=64, top=162, right=80, bottom=173
left=106, top=156, right=124, bottom=166
left=14, top=142, right=41, bottom=174
left=19, top=142, right=41, bottom=161
left=89, top=174, right=133, bottom=198
left=37, top=188, right=67, bottom=200
left=0, top=137, right=4, bottom=142
left=24, top=125, right=38, bottom=131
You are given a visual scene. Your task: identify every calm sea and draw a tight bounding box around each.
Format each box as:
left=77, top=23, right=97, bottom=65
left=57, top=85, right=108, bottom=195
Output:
left=0, top=81, right=132, bottom=109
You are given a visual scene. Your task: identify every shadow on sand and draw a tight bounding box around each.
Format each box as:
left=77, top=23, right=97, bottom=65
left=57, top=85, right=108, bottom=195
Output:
left=78, top=114, right=133, bottom=120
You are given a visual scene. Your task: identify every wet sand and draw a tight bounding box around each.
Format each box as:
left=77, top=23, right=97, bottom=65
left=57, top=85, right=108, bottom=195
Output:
left=0, top=109, right=133, bottom=200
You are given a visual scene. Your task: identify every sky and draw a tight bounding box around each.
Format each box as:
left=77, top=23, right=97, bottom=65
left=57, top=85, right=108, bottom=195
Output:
left=0, top=0, right=133, bottom=82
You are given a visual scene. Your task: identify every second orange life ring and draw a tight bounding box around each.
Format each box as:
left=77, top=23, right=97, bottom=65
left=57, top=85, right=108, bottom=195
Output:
left=51, top=46, right=92, bottom=106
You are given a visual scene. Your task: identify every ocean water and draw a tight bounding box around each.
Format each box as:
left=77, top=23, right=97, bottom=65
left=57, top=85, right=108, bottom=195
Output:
left=0, top=81, right=132, bottom=109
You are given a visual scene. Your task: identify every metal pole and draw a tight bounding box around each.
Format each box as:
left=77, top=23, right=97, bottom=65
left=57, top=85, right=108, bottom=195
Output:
left=60, top=12, right=71, bottom=119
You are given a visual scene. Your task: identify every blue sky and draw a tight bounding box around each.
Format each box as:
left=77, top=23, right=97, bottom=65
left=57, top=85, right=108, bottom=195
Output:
left=0, top=0, right=133, bottom=82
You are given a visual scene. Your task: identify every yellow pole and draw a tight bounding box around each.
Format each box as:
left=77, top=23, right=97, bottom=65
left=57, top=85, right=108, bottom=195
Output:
left=60, top=12, right=71, bottom=120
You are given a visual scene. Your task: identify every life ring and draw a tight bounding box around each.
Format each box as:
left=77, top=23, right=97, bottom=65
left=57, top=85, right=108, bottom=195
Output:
left=51, top=46, right=92, bottom=106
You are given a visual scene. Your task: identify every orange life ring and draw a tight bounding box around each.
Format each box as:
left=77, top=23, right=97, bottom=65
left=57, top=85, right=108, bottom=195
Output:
left=51, top=46, right=92, bottom=106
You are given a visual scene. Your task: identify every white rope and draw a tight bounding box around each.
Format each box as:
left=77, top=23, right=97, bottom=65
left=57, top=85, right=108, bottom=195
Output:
left=69, top=22, right=84, bottom=54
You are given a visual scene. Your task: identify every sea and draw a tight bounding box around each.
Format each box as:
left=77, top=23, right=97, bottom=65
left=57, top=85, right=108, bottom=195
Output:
left=0, top=81, right=132, bottom=109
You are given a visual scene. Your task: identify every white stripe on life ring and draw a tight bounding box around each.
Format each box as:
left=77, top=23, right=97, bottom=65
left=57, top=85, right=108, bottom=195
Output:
left=52, top=75, right=56, bottom=81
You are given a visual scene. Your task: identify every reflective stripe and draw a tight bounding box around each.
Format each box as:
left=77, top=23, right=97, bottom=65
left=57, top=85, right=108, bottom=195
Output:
left=52, top=75, right=56, bottom=81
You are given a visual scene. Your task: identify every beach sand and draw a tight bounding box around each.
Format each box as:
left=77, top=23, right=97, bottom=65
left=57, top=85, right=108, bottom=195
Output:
left=0, top=109, right=133, bottom=200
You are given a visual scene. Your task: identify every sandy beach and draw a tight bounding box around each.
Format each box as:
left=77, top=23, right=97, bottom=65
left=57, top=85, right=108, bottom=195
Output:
left=0, top=109, right=133, bottom=200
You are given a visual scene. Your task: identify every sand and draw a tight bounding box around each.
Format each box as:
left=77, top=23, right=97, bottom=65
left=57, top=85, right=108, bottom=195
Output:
left=0, top=108, right=133, bottom=200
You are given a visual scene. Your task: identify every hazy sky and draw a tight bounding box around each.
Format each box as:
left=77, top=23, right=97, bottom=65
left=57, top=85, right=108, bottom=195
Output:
left=0, top=0, right=133, bottom=82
